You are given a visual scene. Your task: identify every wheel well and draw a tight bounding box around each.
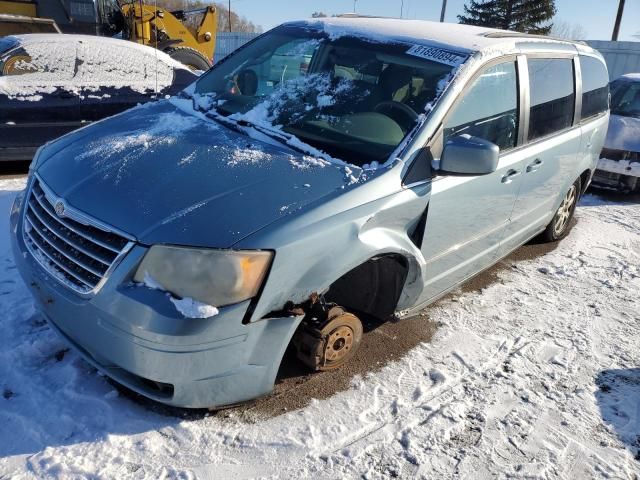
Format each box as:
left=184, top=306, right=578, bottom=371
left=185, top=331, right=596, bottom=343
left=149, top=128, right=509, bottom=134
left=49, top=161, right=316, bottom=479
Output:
left=324, top=254, right=409, bottom=321
left=579, top=169, right=592, bottom=195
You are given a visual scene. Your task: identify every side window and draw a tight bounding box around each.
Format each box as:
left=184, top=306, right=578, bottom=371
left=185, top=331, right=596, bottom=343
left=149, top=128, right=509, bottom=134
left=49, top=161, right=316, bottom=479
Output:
left=263, top=39, right=319, bottom=91
left=528, top=58, right=575, bottom=140
left=444, top=61, right=519, bottom=151
left=271, top=39, right=317, bottom=78
left=579, top=55, right=609, bottom=119
left=224, top=38, right=320, bottom=97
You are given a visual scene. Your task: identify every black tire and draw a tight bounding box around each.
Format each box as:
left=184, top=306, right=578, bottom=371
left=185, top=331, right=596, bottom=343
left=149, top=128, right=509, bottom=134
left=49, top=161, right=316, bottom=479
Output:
left=165, top=47, right=211, bottom=71
left=540, top=177, right=581, bottom=242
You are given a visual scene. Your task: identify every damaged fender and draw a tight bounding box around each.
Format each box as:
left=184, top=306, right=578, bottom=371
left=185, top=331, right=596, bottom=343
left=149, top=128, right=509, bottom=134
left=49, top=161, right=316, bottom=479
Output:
left=235, top=167, right=432, bottom=324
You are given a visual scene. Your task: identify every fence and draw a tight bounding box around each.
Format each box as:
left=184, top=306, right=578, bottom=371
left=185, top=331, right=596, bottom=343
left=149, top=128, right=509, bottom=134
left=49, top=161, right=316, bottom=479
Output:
left=587, top=40, right=640, bottom=80
left=213, top=32, right=260, bottom=64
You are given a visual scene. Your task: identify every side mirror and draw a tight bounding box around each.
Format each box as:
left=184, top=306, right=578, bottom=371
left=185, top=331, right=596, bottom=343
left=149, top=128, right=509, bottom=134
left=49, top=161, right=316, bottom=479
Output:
left=440, top=134, right=499, bottom=175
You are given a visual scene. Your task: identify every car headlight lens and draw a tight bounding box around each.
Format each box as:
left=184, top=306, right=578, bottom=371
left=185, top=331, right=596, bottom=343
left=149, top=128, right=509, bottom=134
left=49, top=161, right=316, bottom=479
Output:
left=133, top=245, right=273, bottom=308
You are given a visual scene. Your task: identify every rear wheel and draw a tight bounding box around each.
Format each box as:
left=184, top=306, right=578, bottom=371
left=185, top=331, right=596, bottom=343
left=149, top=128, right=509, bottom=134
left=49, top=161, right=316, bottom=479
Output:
left=166, top=47, right=211, bottom=71
left=541, top=178, right=581, bottom=242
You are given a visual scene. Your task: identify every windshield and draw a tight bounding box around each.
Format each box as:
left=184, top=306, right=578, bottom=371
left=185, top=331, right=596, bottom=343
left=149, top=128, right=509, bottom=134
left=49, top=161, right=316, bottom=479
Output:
left=610, top=79, right=640, bottom=118
left=193, top=24, right=458, bottom=166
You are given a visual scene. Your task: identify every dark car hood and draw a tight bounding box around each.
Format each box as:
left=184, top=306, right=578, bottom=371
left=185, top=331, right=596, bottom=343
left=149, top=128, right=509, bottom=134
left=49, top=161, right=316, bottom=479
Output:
left=604, top=114, right=640, bottom=153
left=37, top=99, right=358, bottom=247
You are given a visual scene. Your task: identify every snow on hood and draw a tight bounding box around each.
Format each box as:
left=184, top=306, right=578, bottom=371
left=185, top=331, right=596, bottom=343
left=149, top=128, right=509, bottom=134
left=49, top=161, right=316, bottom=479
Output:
left=604, top=114, right=640, bottom=153
left=35, top=99, right=357, bottom=248
left=0, top=34, right=186, bottom=101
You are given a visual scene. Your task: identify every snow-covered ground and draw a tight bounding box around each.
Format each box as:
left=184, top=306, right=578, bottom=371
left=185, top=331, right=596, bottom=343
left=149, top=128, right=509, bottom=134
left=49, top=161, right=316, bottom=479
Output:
left=1, top=177, right=639, bottom=479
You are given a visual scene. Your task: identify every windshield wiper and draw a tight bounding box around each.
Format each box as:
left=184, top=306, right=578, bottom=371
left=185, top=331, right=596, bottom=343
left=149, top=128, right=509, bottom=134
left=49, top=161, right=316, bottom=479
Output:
left=190, top=96, right=322, bottom=158
left=191, top=97, right=245, bottom=134
left=233, top=118, right=310, bottom=156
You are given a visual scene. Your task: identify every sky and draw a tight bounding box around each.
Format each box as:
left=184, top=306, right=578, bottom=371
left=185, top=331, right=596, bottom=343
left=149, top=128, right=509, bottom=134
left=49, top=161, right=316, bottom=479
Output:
left=228, top=0, right=640, bottom=41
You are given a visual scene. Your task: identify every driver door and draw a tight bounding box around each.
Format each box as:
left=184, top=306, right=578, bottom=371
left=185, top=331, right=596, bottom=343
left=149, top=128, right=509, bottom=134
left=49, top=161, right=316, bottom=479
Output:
left=417, top=59, right=525, bottom=303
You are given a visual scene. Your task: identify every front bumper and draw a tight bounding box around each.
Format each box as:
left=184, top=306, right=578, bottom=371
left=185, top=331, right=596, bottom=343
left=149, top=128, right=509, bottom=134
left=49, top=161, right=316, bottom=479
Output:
left=593, top=158, right=640, bottom=192
left=10, top=191, right=301, bottom=408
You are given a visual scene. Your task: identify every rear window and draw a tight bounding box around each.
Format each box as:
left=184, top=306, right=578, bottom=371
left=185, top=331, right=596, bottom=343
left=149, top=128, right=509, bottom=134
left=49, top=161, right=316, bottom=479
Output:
left=528, top=58, right=575, bottom=141
left=579, top=55, right=609, bottom=119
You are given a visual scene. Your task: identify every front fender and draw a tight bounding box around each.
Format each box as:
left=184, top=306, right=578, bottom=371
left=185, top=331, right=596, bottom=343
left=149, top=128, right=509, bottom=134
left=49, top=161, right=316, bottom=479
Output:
left=239, top=175, right=431, bottom=322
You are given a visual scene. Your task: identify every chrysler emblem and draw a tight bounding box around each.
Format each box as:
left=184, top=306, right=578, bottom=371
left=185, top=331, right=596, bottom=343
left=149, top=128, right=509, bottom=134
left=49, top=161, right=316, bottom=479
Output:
left=54, top=200, right=66, bottom=217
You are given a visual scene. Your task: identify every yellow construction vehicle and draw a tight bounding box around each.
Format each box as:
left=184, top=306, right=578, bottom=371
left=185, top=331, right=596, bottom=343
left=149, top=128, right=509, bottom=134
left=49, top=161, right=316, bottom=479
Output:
left=0, top=0, right=217, bottom=69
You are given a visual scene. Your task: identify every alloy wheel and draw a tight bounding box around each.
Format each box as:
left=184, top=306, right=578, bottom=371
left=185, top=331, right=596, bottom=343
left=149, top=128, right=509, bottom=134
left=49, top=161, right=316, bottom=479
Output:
left=553, top=185, right=577, bottom=236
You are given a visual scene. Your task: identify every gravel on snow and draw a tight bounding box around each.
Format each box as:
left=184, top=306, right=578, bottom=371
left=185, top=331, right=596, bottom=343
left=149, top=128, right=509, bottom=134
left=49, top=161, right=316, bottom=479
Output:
left=0, top=177, right=639, bottom=479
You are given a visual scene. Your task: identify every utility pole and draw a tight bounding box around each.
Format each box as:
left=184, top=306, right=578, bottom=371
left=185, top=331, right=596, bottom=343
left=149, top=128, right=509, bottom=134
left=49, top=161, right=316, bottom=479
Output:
left=228, top=0, right=232, bottom=32
left=353, top=0, right=357, bottom=13
left=612, top=0, right=625, bottom=41
left=400, top=0, right=404, bottom=18
left=440, top=0, right=447, bottom=22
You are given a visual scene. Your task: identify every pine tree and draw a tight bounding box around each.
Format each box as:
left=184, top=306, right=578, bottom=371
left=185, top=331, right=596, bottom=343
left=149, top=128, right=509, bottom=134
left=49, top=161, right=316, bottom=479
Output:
left=458, top=0, right=556, bottom=35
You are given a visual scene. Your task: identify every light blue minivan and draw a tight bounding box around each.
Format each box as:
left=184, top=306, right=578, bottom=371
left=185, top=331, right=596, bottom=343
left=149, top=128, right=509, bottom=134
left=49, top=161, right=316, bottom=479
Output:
left=10, top=18, right=609, bottom=408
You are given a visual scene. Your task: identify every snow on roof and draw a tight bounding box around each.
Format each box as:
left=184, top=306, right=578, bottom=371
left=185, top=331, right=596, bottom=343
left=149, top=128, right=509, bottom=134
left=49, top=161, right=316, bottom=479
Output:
left=288, top=17, right=589, bottom=55
left=6, top=33, right=189, bottom=71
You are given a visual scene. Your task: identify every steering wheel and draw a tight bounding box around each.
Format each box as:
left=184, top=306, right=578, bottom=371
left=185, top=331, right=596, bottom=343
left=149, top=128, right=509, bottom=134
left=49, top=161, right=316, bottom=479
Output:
left=374, top=101, right=419, bottom=131
left=231, top=69, right=258, bottom=96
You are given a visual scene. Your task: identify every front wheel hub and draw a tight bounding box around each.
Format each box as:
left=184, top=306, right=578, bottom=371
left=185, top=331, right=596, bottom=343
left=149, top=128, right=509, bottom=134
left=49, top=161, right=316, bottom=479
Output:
left=294, top=308, right=363, bottom=371
left=324, top=325, right=354, bottom=363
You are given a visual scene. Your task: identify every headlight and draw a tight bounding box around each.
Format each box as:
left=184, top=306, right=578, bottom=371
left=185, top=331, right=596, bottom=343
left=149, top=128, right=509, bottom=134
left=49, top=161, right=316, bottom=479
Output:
left=133, top=245, right=273, bottom=308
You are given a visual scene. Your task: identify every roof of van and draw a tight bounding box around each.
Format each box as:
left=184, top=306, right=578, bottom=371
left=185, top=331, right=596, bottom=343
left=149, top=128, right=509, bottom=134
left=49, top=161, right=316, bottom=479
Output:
left=290, top=17, right=584, bottom=54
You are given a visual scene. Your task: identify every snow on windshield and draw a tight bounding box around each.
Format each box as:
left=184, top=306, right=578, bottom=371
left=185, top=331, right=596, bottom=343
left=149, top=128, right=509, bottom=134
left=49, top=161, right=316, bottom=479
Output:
left=230, top=73, right=361, bottom=128
left=192, top=26, right=460, bottom=170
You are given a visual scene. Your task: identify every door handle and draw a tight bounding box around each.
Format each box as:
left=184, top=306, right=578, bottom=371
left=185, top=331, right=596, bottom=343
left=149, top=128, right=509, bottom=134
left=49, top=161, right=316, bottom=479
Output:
left=501, top=169, right=521, bottom=184
left=526, top=158, right=543, bottom=173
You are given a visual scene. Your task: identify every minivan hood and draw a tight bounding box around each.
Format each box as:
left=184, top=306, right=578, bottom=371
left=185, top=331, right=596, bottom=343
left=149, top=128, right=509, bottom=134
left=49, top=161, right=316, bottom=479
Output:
left=37, top=99, right=358, bottom=247
left=604, top=114, right=640, bottom=153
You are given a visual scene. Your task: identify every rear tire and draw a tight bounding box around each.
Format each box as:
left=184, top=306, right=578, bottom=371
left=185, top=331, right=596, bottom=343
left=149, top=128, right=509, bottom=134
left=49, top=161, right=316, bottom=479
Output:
left=166, top=47, right=211, bottom=71
left=541, top=177, right=581, bottom=242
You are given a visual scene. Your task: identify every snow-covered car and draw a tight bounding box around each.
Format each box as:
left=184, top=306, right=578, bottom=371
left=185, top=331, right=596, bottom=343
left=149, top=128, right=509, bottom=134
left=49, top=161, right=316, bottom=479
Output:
left=0, top=34, right=198, bottom=161
left=10, top=18, right=609, bottom=408
left=592, top=74, right=640, bottom=192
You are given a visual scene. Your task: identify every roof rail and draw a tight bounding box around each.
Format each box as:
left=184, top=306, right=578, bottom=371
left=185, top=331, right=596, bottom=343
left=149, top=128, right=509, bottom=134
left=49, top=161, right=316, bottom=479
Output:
left=483, top=31, right=586, bottom=45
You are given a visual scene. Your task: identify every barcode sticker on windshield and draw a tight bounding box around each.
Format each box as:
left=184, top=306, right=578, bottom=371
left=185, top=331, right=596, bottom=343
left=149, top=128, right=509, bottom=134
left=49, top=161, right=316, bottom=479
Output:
left=406, top=45, right=467, bottom=67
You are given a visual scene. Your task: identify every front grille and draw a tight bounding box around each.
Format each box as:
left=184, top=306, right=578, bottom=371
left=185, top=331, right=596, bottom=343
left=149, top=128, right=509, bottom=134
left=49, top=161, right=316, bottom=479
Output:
left=22, top=177, right=132, bottom=294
